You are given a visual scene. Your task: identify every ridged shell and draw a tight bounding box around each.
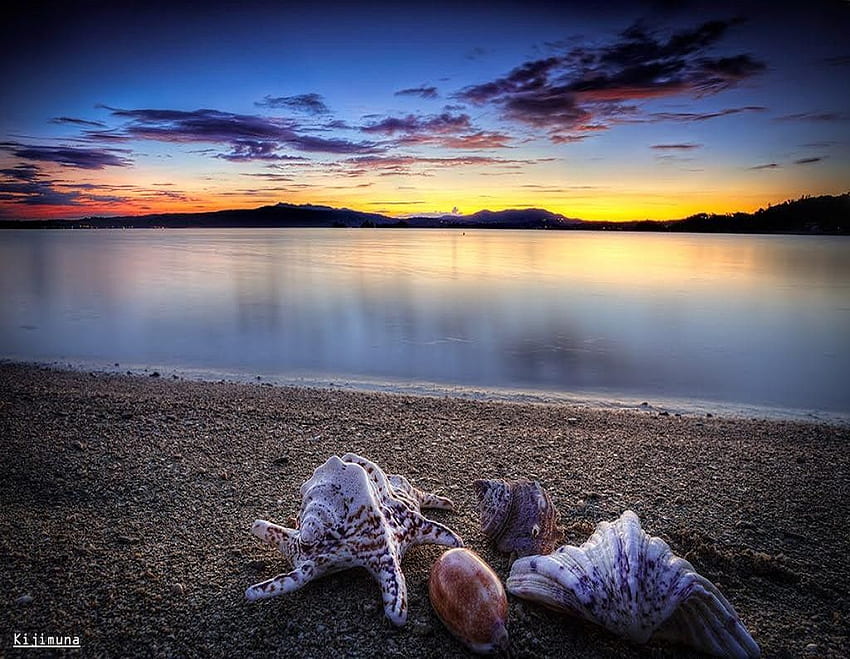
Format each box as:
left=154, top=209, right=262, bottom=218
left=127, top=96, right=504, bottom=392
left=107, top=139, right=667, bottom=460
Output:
left=245, top=454, right=462, bottom=626
left=429, top=548, right=509, bottom=655
left=473, top=478, right=563, bottom=557
left=506, top=510, right=760, bottom=658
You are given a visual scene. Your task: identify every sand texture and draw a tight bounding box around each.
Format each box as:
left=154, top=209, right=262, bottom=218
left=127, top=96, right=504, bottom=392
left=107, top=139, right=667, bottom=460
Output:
left=1, top=362, right=848, bottom=657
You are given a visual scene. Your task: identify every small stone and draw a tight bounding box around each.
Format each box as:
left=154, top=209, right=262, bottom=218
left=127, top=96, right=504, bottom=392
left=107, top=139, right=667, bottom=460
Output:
left=72, top=440, right=86, bottom=450
left=170, top=583, right=185, bottom=596
left=150, top=371, right=160, bottom=378
left=804, top=643, right=819, bottom=655
left=15, top=594, right=34, bottom=606
left=116, top=535, right=140, bottom=545
left=566, top=417, right=579, bottom=424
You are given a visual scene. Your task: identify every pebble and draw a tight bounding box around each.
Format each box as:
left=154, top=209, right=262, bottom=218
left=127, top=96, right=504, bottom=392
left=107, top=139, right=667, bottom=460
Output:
left=1, top=361, right=847, bottom=658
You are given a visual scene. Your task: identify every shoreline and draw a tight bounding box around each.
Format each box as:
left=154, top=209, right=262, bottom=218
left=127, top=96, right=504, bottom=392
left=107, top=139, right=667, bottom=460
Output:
left=1, top=362, right=848, bottom=657
left=4, top=356, right=847, bottom=427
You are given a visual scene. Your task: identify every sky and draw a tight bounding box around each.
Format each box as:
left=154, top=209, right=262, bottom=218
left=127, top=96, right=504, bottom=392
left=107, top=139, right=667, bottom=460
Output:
left=1, top=0, right=848, bottom=221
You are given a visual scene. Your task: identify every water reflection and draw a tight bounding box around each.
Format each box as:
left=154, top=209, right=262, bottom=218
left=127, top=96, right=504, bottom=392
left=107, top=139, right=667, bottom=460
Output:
left=1, top=229, right=848, bottom=412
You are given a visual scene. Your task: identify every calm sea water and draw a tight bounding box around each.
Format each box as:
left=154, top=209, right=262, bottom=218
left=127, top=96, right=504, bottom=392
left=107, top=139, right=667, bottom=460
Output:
left=1, top=229, right=848, bottom=416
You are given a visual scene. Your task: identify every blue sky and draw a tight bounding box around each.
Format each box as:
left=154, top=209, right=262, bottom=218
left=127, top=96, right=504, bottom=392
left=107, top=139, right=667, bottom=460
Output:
left=2, top=0, right=848, bottom=220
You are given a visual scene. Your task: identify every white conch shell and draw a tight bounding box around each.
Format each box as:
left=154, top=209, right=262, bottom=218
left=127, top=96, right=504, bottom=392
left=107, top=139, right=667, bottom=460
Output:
left=246, top=453, right=462, bottom=626
left=506, top=510, right=760, bottom=658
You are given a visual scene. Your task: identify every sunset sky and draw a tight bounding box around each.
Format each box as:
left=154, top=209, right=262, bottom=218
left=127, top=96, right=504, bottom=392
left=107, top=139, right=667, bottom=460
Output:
left=1, top=0, right=848, bottom=221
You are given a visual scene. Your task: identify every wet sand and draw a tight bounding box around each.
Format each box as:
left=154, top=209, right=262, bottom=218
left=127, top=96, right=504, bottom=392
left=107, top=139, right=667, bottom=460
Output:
left=1, top=362, right=848, bottom=657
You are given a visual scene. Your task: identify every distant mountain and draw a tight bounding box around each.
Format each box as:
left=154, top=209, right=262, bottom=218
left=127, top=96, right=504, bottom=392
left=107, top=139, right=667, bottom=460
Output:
left=405, top=208, right=583, bottom=229
left=1, top=193, right=847, bottom=234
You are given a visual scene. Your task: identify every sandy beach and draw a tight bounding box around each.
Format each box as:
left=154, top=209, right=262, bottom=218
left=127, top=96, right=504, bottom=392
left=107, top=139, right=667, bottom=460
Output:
left=1, top=361, right=848, bottom=657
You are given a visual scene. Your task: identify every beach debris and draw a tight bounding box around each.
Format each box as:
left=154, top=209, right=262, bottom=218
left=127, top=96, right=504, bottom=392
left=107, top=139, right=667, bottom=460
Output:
left=245, top=453, right=462, bottom=626
left=429, top=548, right=509, bottom=655
left=473, top=478, right=563, bottom=558
left=506, top=510, right=760, bottom=658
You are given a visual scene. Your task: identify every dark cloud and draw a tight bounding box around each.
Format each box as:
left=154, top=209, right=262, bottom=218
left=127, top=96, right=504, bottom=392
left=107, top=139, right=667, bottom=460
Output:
left=650, top=143, right=702, bottom=149
left=0, top=164, right=80, bottom=206
left=775, top=112, right=848, bottom=122
left=0, top=141, right=131, bottom=169
left=794, top=157, right=823, bottom=164
left=395, top=86, right=439, bottom=99
left=0, top=164, right=40, bottom=181
left=51, top=116, right=107, bottom=128
left=217, top=140, right=286, bottom=162
left=431, top=132, right=513, bottom=149
left=647, top=106, right=765, bottom=122
left=361, top=112, right=510, bottom=149
left=255, top=93, right=330, bottom=114
left=111, top=107, right=298, bottom=143
left=362, top=112, right=472, bottom=135
left=289, top=135, right=381, bottom=154
left=748, top=163, right=779, bottom=169
left=457, top=17, right=765, bottom=140
left=108, top=107, right=379, bottom=156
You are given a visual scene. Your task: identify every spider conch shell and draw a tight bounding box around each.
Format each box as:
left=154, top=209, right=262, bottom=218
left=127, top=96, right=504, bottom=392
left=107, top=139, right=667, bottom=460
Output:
left=245, top=453, right=462, bottom=626
left=506, top=510, right=760, bottom=658
left=473, top=478, right=563, bottom=557
left=429, top=548, right=509, bottom=655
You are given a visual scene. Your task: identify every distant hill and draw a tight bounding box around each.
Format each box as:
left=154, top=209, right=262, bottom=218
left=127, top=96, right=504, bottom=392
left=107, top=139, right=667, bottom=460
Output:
left=1, top=193, right=847, bottom=234
left=405, top=208, right=583, bottom=229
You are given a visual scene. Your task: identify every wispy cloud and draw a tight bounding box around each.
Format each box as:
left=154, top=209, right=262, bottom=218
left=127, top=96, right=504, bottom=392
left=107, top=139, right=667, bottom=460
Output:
left=361, top=112, right=511, bottom=149
left=255, top=93, right=330, bottom=114
left=794, top=157, right=824, bottom=164
left=106, top=107, right=380, bottom=157
left=51, top=116, right=107, bottom=128
left=457, top=18, right=765, bottom=142
left=0, top=141, right=131, bottom=169
left=362, top=112, right=472, bottom=135
left=647, top=106, right=765, bottom=122
left=748, top=163, right=780, bottom=170
left=775, top=112, right=849, bottom=122
left=650, top=143, right=702, bottom=150
left=395, top=86, right=439, bottom=99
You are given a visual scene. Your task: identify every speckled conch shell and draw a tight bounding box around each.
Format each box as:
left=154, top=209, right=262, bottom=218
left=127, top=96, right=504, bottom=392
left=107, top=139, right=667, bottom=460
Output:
left=473, top=478, right=563, bottom=557
left=246, top=453, right=463, bottom=626
left=506, top=510, right=760, bottom=658
left=429, top=548, right=509, bottom=655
